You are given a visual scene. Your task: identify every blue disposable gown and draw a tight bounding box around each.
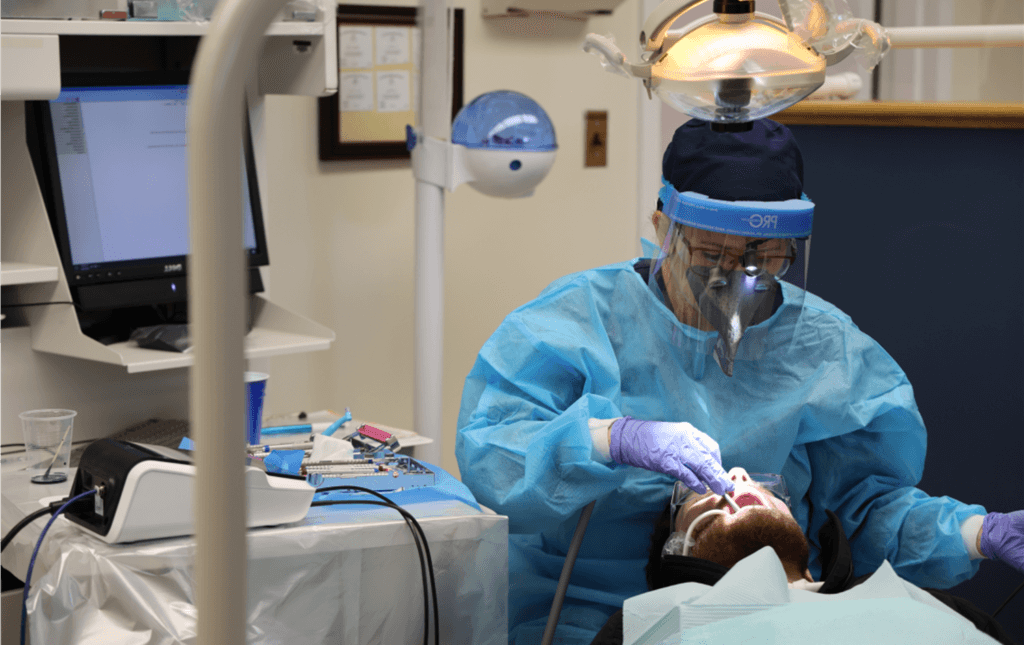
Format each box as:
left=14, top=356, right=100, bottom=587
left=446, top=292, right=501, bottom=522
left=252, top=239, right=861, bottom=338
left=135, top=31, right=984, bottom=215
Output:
left=456, top=260, right=986, bottom=645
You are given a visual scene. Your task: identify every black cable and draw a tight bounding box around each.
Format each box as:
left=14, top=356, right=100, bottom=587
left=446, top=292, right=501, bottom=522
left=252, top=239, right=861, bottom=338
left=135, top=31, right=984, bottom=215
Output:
left=313, top=485, right=438, bottom=642
left=315, top=484, right=440, bottom=643
left=992, top=580, right=1024, bottom=618
left=1, top=507, right=52, bottom=553
left=313, top=489, right=438, bottom=645
left=312, top=487, right=439, bottom=645
left=21, top=489, right=97, bottom=645
left=311, top=499, right=433, bottom=645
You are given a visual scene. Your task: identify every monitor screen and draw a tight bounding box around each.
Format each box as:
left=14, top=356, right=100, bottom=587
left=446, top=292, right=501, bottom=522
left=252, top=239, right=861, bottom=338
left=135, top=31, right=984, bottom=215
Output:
left=30, top=73, right=268, bottom=312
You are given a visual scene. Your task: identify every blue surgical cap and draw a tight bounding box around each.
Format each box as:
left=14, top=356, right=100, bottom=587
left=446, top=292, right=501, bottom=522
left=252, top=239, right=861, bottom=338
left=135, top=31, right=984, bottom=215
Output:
left=659, top=119, right=805, bottom=207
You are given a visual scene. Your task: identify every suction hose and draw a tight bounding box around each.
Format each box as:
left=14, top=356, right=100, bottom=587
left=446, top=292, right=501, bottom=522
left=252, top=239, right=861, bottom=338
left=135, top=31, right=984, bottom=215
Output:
left=541, top=500, right=597, bottom=645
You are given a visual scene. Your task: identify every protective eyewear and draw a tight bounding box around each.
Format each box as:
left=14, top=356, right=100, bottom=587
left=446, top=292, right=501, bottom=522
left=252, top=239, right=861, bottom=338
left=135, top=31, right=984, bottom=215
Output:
left=669, top=473, right=791, bottom=530
left=680, top=235, right=796, bottom=278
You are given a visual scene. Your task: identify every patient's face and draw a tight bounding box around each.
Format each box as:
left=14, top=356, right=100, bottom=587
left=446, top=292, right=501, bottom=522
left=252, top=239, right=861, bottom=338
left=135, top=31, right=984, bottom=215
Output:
left=674, top=468, right=811, bottom=581
left=674, top=468, right=792, bottom=534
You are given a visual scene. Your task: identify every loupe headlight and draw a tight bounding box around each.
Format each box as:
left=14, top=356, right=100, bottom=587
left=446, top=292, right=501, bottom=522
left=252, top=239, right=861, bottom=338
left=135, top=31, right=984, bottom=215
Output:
left=743, top=248, right=763, bottom=276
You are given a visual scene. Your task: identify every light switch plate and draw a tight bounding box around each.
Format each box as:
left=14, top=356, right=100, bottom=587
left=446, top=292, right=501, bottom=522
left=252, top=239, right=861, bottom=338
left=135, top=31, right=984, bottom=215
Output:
left=585, top=110, right=608, bottom=167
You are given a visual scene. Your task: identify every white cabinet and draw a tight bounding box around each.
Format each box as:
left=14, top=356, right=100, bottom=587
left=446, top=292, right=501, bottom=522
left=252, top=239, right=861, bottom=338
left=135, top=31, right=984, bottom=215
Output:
left=0, top=262, right=60, bottom=285
left=1, top=7, right=338, bottom=98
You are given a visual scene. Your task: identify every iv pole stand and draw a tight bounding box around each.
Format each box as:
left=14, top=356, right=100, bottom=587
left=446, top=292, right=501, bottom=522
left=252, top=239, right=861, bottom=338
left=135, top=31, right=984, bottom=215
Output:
left=414, top=0, right=449, bottom=466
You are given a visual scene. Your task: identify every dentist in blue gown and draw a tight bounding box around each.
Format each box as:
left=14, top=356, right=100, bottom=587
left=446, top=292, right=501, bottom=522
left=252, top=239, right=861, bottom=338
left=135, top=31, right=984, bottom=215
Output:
left=455, top=119, right=1024, bottom=645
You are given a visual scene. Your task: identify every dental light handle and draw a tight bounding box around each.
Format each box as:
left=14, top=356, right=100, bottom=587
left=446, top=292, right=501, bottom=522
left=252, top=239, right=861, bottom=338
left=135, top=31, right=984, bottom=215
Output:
left=542, top=500, right=597, bottom=645
left=642, top=0, right=707, bottom=55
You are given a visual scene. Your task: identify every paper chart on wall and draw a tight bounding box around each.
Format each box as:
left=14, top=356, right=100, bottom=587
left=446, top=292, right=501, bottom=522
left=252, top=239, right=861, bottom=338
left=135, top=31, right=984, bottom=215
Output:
left=376, top=27, right=410, bottom=66
left=340, top=73, right=374, bottom=113
left=336, top=24, right=417, bottom=142
left=339, top=26, right=373, bottom=70
left=376, top=71, right=410, bottom=112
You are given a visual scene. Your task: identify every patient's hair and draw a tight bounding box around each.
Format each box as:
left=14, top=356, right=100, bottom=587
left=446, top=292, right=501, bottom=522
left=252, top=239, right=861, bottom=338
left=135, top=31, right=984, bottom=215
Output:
left=690, top=509, right=809, bottom=581
left=646, top=505, right=674, bottom=589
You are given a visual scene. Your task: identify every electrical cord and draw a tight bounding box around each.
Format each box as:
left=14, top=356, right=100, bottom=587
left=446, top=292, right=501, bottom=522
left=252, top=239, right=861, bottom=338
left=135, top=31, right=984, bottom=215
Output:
left=312, top=485, right=439, bottom=645
left=992, top=580, right=1023, bottom=618
left=1, top=495, right=92, bottom=552
left=1, top=507, right=53, bottom=553
left=20, top=489, right=97, bottom=645
left=312, top=488, right=437, bottom=645
left=310, top=498, right=434, bottom=645
left=316, top=484, right=439, bottom=613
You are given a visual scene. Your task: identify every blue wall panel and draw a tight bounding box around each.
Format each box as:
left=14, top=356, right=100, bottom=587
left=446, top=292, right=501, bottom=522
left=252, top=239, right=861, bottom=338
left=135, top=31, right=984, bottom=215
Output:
left=789, top=123, right=1024, bottom=639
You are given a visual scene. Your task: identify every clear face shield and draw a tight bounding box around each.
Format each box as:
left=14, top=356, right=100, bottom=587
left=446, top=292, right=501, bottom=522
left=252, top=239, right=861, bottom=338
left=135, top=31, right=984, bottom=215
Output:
left=650, top=185, right=813, bottom=378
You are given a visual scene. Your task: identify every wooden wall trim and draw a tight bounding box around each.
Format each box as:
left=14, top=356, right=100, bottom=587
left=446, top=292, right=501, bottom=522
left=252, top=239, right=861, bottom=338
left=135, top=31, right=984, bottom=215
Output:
left=772, top=101, right=1024, bottom=129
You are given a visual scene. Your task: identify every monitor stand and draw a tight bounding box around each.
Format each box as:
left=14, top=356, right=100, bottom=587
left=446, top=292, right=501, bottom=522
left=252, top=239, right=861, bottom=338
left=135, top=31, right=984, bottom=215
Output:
left=77, top=302, right=189, bottom=346
left=75, top=268, right=263, bottom=346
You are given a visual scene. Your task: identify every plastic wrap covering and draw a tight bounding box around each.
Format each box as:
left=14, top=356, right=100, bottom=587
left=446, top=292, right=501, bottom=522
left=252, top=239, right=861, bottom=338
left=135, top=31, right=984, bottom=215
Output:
left=847, top=19, right=890, bottom=71
left=581, top=33, right=634, bottom=79
left=3, top=467, right=508, bottom=644
left=779, top=0, right=890, bottom=70
left=176, top=0, right=214, bottom=21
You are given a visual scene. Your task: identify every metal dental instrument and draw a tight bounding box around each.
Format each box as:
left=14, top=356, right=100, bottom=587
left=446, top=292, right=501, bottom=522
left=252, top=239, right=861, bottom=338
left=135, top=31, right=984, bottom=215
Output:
left=724, top=492, right=742, bottom=512
left=31, top=423, right=74, bottom=484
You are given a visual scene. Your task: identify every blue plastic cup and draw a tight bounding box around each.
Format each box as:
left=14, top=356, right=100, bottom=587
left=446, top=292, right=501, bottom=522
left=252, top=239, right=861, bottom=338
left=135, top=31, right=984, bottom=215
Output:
left=244, top=372, right=269, bottom=446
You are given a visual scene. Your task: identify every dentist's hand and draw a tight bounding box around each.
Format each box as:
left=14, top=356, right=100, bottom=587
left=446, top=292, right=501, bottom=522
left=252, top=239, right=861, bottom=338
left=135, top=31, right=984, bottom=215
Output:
left=609, top=417, right=733, bottom=495
left=980, top=510, right=1024, bottom=573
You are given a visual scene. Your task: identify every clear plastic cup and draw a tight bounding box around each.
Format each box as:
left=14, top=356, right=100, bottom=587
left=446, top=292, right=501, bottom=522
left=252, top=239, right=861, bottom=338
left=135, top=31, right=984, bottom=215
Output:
left=19, top=409, right=77, bottom=484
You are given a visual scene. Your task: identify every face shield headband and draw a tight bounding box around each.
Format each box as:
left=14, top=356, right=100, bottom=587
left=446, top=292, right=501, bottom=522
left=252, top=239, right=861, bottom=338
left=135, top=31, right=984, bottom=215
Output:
left=657, top=177, right=814, bottom=239
left=652, top=179, right=814, bottom=377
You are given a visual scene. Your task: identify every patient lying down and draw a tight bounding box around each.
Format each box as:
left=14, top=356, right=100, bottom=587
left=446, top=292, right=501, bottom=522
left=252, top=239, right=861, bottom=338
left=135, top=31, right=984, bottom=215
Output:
left=589, top=468, right=1017, bottom=645
left=668, top=467, right=813, bottom=584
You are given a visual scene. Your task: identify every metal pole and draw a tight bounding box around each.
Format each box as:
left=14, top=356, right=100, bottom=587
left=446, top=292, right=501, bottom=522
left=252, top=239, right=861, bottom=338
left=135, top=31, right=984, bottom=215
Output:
left=414, top=0, right=449, bottom=466
left=887, top=24, right=1024, bottom=49
left=637, top=0, right=664, bottom=254
left=187, top=1, right=286, bottom=643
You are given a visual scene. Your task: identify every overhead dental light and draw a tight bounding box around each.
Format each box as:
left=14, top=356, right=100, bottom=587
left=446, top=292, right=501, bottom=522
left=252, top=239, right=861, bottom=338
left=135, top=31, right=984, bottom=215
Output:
left=584, top=0, right=889, bottom=129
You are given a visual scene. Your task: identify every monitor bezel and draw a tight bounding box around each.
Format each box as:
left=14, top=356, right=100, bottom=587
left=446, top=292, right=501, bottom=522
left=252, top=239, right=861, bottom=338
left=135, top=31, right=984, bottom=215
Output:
left=30, top=71, right=269, bottom=304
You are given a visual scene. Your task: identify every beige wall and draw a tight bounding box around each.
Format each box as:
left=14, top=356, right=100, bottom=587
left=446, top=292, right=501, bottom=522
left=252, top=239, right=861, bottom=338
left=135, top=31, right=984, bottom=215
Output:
left=259, top=0, right=643, bottom=478
left=881, top=0, right=1023, bottom=102
left=951, top=0, right=1024, bottom=102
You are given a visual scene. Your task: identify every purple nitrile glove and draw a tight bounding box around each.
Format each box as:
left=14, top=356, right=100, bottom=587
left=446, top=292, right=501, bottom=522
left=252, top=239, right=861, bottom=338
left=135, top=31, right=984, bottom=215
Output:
left=609, top=417, right=733, bottom=495
left=980, top=510, right=1024, bottom=573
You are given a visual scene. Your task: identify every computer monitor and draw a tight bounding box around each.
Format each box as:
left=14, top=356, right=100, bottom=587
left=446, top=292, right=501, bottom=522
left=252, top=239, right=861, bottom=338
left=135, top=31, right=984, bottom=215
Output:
left=28, top=72, right=269, bottom=317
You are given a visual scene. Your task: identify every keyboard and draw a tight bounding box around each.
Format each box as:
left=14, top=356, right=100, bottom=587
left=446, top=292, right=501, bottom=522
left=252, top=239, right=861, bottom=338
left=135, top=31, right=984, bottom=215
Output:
left=70, top=419, right=190, bottom=467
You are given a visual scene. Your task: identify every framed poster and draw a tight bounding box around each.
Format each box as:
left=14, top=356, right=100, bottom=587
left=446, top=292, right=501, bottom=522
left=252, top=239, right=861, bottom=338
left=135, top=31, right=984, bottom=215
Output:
left=319, top=5, right=465, bottom=161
